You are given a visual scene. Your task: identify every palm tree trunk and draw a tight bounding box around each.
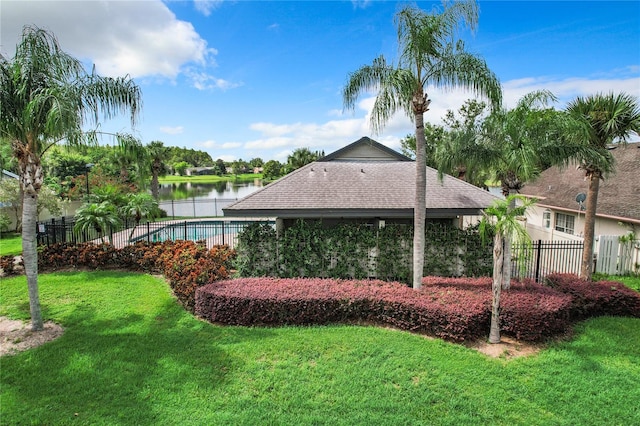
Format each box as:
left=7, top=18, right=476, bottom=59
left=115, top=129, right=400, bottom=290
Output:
left=489, top=233, right=504, bottom=343
left=151, top=172, right=159, bottom=201
left=412, top=109, right=427, bottom=290
left=19, top=154, right=44, bottom=331
left=580, top=173, right=600, bottom=280
left=501, top=192, right=516, bottom=289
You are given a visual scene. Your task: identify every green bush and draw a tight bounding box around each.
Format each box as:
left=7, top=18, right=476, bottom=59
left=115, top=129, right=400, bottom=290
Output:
left=234, top=219, right=493, bottom=283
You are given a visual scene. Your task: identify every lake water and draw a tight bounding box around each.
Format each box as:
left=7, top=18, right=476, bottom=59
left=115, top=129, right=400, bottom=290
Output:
left=158, top=178, right=263, bottom=218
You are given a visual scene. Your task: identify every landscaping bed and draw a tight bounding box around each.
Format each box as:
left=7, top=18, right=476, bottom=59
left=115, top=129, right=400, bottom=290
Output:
left=196, top=274, right=640, bottom=343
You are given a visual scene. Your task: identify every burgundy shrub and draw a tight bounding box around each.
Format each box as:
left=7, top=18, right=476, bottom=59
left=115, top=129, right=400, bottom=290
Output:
left=545, top=273, right=640, bottom=319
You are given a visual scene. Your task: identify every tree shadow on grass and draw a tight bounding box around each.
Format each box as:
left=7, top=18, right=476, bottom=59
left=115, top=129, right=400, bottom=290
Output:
left=0, top=298, right=276, bottom=425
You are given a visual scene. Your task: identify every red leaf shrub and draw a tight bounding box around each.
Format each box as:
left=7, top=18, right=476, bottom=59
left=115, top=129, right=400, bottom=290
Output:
left=196, top=277, right=492, bottom=341
left=545, top=273, right=640, bottom=319
left=499, top=281, right=573, bottom=341
left=196, top=276, right=579, bottom=342
left=38, top=241, right=236, bottom=311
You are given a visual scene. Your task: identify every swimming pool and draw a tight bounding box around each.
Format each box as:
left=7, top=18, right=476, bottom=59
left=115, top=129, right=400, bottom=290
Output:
left=131, top=220, right=274, bottom=245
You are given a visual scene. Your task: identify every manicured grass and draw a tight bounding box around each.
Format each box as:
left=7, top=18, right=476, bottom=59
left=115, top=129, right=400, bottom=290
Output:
left=595, top=274, right=640, bottom=292
left=2, top=271, right=639, bottom=425
left=0, top=233, right=21, bottom=256
left=159, top=173, right=262, bottom=184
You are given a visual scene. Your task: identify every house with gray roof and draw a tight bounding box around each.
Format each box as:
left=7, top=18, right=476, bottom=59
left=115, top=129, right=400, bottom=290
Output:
left=520, top=142, right=640, bottom=242
left=223, top=137, right=499, bottom=229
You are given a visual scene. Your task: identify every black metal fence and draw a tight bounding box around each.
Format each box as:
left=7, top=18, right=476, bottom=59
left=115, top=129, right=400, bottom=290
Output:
left=36, top=217, right=273, bottom=249
left=37, top=217, right=585, bottom=281
left=511, top=240, right=584, bottom=282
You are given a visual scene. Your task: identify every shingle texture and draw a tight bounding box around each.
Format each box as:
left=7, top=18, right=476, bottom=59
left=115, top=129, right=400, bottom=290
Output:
left=224, top=161, right=498, bottom=216
left=520, top=142, right=640, bottom=221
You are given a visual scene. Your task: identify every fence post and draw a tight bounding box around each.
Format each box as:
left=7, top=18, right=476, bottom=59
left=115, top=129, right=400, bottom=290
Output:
left=184, top=221, right=188, bottom=240
left=534, top=240, right=542, bottom=283
left=147, top=221, right=150, bottom=244
left=51, top=218, right=57, bottom=244
left=221, top=221, right=225, bottom=245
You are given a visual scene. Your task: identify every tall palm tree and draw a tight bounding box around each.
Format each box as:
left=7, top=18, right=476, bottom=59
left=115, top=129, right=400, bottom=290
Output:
left=147, top=140, right=168, bottom=201
left=479, top=194, right=534, bottom=343
left=0, top=26, right=141, bottom=330
left=122, top=192, right=158, bottom=241
left=440, top=90, right=585, bottom=289
left=566, top=92, right=640, bottom=280
left=74, top=202, right=122, bottom=244
left=343, top=2, right=501, bottom=289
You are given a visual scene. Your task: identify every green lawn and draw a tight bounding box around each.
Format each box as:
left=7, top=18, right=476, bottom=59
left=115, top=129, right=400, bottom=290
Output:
left=1, top=272, right=639, bottom=425
left=159, top=173, right=262, bottom=184
left=598, top=274, right=640, bottom=291
left=0, top=233, right=21, bottom=256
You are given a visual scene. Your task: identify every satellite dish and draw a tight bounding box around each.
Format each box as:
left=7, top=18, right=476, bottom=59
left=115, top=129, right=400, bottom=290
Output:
left=576, top=193, right=586, bottom=203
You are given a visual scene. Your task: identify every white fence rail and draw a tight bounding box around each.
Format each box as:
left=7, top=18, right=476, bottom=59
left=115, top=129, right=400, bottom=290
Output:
left=595, top=236, right=640, bottom=275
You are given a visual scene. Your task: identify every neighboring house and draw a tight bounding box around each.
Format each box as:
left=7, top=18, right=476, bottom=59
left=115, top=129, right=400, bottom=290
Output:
left=185, top=167, right=217, bottom=176
left=520, top=142, right=640, bottom=242
left=520, top=142, right=640, bottom=274
left=223, top=137, right=499, bottom=231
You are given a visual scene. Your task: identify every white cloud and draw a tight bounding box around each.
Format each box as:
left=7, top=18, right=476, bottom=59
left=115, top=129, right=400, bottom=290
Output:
left=160, top=126, right=184, bottom=135
left=200, top=140, right=242, bottom=149
left=351, top=0, right=371, bottom=10
left=185, top=69, right=243, bottom=91
left=235, top=70, right=640, bottom=161
left=193, top=0, right=223, bottom=17
left=1, top=0, right=214, bottom=79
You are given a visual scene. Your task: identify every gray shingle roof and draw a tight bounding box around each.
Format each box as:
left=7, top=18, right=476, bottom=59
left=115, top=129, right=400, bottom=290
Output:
left=224, top=161, right=499, bottom=218
left=520, top=142, right=640, bottom=222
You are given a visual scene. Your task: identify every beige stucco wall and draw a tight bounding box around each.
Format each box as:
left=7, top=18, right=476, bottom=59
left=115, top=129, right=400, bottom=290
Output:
left=525, top=203, right=639, bottom=241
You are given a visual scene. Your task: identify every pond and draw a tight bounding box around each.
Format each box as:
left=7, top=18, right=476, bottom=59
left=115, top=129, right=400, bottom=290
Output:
left=158, top=178, right=263, bottom=201
left=158, top=178, right=263, bottom=218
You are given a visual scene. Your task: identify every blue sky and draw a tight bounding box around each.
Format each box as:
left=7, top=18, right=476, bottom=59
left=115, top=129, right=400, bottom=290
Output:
left=2, top=1, right=639, bottom=163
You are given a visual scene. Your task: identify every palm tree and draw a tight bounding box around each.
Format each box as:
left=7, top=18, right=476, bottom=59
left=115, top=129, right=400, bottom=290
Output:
left=434, top=99, right=492, bottom=187
left=480, top=195, right=534, bottom=343
left=147, top=141, right=168, bottom=201
left=74, top=202, right=122, bottom=244
left=122, top=192, right=158, bottom=241
left=0, top=26, right=141, bottom=330
left=566, top=92, right=640, bottom=280
left=285, top=148, right=322, bottom=172
left=343, top=2, right=501, bottom=289
left=439, top=90, right=585, bottom=289
left=113, top=135, right=146, bottom=186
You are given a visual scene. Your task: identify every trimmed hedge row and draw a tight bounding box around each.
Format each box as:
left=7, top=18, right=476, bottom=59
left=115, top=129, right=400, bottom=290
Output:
left=195, top=276, right=577, bottom=342
left=545, top=273, right=640, bottom=319
left=37, top=241, right=236, bottom=311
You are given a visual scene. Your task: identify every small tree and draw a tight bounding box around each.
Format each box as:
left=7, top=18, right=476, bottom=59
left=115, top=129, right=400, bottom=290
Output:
left=479, top=195, right=534, bottom=344
left=263, top=160, right=283, bottom=181
left=146, top=140, right=168, bottom=201
left=121, top=192, right=158, bottom=241
left=173, top=161, right=190, bottom=176
left=74, top=202, right=122, bottom=244
left=0, top=179, right=62, bottom=231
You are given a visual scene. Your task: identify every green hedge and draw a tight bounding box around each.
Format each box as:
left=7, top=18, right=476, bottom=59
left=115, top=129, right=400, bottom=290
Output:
left=234, top=220, right=492, bottom=283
